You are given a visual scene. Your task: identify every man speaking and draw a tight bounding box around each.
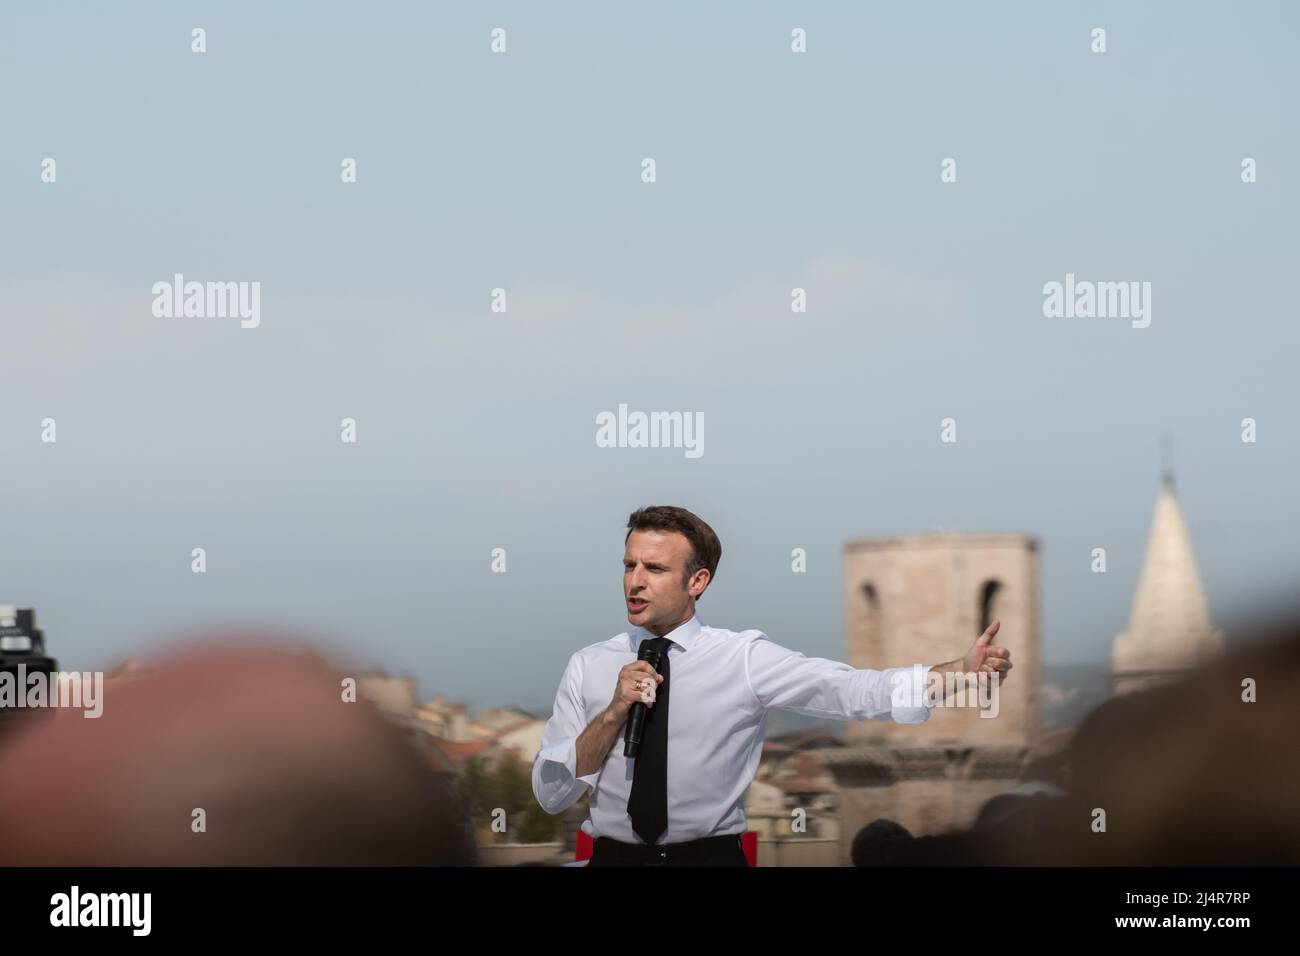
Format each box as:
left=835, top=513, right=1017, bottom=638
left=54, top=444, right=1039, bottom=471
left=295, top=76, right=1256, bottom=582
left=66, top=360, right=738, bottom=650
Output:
left=531, top=505, right=1012, bottom=866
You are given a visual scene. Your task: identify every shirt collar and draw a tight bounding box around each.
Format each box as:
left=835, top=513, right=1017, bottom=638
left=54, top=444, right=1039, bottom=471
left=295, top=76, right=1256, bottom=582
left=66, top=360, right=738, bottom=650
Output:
left=628, top=613, right=703, bottom=653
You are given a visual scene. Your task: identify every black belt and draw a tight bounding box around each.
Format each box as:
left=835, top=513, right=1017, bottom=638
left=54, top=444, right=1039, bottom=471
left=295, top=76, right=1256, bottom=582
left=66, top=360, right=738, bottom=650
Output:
left=590, top=833, right=745, bottom=866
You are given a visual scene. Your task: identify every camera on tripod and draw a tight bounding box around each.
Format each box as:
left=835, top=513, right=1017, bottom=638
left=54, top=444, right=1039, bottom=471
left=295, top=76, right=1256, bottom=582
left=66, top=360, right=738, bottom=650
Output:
left=0, top=606, right=58, bottom=722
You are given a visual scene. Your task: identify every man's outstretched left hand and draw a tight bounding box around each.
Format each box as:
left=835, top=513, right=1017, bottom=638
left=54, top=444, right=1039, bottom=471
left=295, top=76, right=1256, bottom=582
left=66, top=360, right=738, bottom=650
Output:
left=962, top=620, right=1012, bottom=684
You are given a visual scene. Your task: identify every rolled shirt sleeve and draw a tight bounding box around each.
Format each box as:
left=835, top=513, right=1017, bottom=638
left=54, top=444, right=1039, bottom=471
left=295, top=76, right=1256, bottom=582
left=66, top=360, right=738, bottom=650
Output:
left=743, top=633, right=933, bottom=725
left=885, top=663, right=934, bottom=724
left=532, top=653, right=603, bottom=814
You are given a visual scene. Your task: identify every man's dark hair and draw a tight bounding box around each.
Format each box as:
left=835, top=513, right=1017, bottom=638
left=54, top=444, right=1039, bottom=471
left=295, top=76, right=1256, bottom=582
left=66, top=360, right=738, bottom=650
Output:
left=625, top=506, right=722, bottom=600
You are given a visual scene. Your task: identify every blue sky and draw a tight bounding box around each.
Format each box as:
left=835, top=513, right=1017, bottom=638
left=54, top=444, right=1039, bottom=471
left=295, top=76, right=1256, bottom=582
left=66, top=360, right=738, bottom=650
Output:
left=2, top=2, right=1296, bottom=713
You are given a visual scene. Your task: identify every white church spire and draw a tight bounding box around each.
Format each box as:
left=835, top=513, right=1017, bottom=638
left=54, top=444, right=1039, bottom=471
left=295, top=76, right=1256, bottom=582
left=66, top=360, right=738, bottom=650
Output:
left=1111, top=470, right=1224, bottom=695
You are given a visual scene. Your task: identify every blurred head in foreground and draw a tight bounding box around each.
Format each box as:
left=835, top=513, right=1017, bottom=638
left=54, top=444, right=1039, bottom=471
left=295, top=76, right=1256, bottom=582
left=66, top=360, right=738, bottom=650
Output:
left=978, top=610, right=1300, bottom=866
left=0, top=636, right=476, bottom=865
left=850, top=818, right=915, bottom=867
left=1036, top=612, right=1300, bottom=866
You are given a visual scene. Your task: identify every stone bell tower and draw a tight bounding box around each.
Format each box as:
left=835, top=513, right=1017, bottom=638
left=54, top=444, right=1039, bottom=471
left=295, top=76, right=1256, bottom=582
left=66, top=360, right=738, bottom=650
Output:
left=843, top=532, right=1041, bottom=747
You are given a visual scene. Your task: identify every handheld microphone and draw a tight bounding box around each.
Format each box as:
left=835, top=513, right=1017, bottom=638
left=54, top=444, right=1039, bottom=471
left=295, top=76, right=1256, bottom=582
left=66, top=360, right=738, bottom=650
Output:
left=623, top=640, right=665, bottom=758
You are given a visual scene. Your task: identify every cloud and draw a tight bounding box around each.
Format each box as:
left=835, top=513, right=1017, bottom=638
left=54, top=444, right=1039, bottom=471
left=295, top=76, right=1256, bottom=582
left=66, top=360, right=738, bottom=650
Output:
left=1, top=252, right=966, bottom=401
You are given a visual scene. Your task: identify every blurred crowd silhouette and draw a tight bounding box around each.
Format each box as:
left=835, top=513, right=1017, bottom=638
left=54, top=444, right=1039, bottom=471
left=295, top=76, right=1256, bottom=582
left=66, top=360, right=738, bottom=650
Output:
left=852, top=607, right=1300, bottom=866
left=0, top=635, right=477, bottom=865
left=1, top=607, right=1295, bottom=866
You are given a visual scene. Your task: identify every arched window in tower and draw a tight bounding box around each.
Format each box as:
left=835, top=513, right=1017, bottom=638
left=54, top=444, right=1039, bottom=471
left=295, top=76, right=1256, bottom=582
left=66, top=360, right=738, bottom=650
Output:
left=858, top=583, right=882, bottom=651
left=979, top=580, right=1004, bottom=635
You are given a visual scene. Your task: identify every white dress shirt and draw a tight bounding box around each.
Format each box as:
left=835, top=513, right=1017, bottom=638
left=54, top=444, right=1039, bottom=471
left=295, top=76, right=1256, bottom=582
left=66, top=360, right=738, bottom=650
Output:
left=531, top=614, right=934, bottom=845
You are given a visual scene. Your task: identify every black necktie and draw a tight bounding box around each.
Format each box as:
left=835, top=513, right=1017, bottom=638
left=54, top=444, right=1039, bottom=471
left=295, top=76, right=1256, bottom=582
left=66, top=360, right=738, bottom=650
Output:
left=627, top=636, right=671, bottom=845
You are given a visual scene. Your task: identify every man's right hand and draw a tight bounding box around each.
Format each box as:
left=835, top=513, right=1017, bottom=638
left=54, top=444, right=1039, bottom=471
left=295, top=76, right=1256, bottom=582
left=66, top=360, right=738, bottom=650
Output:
left=605, top=660, right=664, bottom=722
left=575, top=661, right=665, bottom=778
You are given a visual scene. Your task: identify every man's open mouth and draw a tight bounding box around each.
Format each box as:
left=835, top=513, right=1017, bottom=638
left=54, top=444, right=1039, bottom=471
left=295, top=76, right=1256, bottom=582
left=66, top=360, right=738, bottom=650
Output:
left=628, top=598, right=649, bottom=611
